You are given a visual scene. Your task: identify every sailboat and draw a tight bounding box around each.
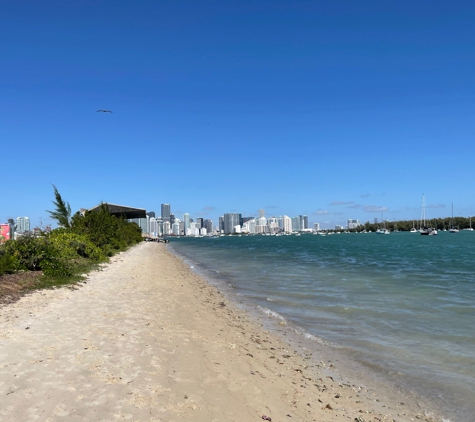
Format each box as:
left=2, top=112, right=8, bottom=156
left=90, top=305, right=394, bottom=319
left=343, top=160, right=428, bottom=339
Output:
left=410, top=221, right=417, bottom=233
left=463, top=216, right=474, bottom=231
left=449, top=203, right=459, bottom=233
left=420, top=194, right=438, bottom=236
left=376, top=211, right=390, bottom=234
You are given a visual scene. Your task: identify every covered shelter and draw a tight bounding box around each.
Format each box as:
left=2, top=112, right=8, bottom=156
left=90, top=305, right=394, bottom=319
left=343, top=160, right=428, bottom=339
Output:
left=84, top=203, right=146, bottom=220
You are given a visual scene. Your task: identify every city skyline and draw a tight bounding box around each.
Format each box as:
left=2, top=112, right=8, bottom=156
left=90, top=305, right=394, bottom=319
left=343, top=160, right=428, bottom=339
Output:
left=2, top=1, right=474, bottom=229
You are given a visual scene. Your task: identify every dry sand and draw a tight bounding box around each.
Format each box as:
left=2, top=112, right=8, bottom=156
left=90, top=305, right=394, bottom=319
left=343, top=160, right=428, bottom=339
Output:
left=0, top=242, right=436, bottom=421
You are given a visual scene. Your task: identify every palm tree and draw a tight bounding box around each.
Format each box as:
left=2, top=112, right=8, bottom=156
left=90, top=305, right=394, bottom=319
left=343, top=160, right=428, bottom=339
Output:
left=46, top=185, right=72, bottom=229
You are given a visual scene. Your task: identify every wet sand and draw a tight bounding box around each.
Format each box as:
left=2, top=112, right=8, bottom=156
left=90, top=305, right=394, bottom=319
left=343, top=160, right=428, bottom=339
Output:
left=0, top=242, right=435, bottom=421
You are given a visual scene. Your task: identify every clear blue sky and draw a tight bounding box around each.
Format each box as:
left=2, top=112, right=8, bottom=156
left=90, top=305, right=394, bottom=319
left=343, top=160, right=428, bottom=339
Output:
left=2, top=0, right=474, bottom=229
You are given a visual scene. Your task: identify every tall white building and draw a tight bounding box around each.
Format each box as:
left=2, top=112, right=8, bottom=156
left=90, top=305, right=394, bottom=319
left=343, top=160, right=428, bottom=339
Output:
left=314, top=223, right=320, bottom=231
left=16, top=217, right=30, bottom=233
left=242, top=219, right=256, bottom=234
left=348, top=219, right=361, bottom=229
left=283, top=215, right=292, bottom=233
left=150, top=217, right=159, bottom=236
left=172, top=222, right=180, bottom=235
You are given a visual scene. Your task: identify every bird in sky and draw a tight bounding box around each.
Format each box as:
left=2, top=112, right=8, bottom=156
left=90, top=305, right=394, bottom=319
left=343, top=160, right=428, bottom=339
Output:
left=97, top=109, right=113, bottom=113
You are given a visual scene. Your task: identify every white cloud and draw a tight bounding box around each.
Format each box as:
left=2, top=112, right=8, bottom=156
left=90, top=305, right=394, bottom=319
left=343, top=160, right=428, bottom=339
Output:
left=364, top=205, right=389, bottom=213
left=313, top=209, right=329, bottom=215
left=329, top=201, right=355, bottom=206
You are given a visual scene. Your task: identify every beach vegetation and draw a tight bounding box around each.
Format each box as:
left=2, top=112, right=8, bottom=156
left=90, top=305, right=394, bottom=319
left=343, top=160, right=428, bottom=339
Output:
left=0, top=187, right=143, bottom=304
left=46, top=184, right=72, bottom=229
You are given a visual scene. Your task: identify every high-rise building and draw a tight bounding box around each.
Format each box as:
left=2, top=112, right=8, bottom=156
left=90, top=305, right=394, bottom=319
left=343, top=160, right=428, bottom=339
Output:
left=183, top=213, right=190, bottom=235
left=292, top=216, right=301, bottom=231
left=348, top=219, right=361, bottom=229
left=283, top=215, right=292, bottom=233
left=161, top=204, right=171, bottom=222
left=259, top=208, right=265, bottom=218
left=172, top=222, right=180, bottom=235
left=16, top=217, right=30, bottom=233
left=299, top=215, right=308, bottom=230
left=223, top=213, right=241, bottom=234
left=219, top=216, right=224, bottom=233
left=314, top=223, right=320, bottom=231
left=196, top=218, right=204, bottom=229
left=170, top=213, right=175, bottom=225
left=163, top=221, right=171, bottom=235
left=204, top=219, right=213, bottom=234
left=147, top=211, right=156, bottom=218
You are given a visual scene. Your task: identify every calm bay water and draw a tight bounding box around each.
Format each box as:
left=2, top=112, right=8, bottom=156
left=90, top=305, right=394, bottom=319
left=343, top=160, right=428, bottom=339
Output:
left=167, top=232, right=475, bottom=421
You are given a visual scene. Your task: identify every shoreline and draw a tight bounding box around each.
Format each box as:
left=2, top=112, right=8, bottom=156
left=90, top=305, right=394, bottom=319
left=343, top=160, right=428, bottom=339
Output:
left=0, top=242, right=438, bottom=421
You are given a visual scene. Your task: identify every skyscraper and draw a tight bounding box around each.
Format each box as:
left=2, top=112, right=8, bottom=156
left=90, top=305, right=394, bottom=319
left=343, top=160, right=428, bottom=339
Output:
left=204, top=219, right=213, bottom=234
left=223, top=213, right=241, bottom=234
left=183, top=213, right=190, bottom=235
left=196, top=218, right=204, bottom=229
left=16, top=217, right=30, bottom=233
left=161, top=204, right=171, bottom=222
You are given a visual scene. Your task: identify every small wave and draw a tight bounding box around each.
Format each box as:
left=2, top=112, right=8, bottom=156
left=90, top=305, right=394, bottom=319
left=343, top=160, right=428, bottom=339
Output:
left=257, top=305, right=286, bottom=321
left=266, top=297, right=275, bottom=302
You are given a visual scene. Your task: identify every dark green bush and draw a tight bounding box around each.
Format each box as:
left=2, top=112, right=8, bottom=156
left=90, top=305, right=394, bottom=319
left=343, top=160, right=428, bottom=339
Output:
left=70, top=206, right=142, bottom=253
left=0, top=253, right=17, bottom=275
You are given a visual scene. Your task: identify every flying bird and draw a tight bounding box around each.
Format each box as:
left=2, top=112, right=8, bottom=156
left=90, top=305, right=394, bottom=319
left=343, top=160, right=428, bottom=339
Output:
left=97, top=109, right=113, bottom=113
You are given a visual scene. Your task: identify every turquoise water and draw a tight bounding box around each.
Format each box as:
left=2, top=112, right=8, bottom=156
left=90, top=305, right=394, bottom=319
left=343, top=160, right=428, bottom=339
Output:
left=168, top=232, right=475, bottom=421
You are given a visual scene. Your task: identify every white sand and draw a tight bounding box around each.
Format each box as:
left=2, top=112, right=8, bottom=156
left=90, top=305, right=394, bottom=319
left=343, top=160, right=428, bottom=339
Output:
left=0, top=242, right=435, bottom=421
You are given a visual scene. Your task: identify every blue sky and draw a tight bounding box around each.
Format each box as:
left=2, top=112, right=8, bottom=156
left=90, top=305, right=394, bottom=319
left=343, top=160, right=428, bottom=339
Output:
left=2, top=0, right=474, bottom=229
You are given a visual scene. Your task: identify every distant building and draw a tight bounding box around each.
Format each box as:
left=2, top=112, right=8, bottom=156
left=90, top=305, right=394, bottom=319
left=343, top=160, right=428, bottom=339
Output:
left=196, top=218, right=204, bottom=229
left=172, top=222, right=180, bottom=235
left=314, top=223, right=320, bottom=231
left=219, top=216, right=224, bottom=232
left=242, top=219, right=256, bottom=234
left=335, top=225, right=344, bottom=230
left=283, top=215, right=292, bottom=233
left=183, top=213, right=190, bottom=235
left=292, top=216, right=300, bottom=231
left=163, top=221, right=171, bottom=235
left=204, top=219, right=213, bottom=233
left=299, top=215, right=308, bottom=230
left=16, top=217, right=30, bottom=233
left=161, top=204, right=171, bottom=222
left=348, top=219, right=361, bottom=229
left=147, top=211, right=155, bottom=218
left=224, top=213, right=241, bottom=234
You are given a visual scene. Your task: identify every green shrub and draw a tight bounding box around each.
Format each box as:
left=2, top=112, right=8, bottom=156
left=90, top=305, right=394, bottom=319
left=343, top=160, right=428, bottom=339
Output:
left=0, top=253, right=17, bottom=275
left=70, top=206, right=142, bottom=253
left=48, top=231, right=106, bottom=262
left=3, top=235, right=52, bottom=271
left=2, top=234, right=73, bottom=277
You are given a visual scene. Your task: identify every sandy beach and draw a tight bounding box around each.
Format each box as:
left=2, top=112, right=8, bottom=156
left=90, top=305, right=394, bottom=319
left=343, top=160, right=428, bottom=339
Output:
left=0, top=242, right=436, bottom=421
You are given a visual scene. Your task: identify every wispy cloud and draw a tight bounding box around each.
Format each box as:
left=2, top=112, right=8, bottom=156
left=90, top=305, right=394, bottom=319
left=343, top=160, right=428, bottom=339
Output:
left=313, top=209, right=329, bottom=215
left=360, top=193, right=370, bottom=198
left=332, top=212, right=344, bottom=216
left=347, top=203, right=363, bottom=209
left=428, top=204, right=446, bottom=209
left=329, top=201, right=355, bottom=206
left=364, top=205, right=389, bottom=213
left=202, top=206, right=215, bottom=211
